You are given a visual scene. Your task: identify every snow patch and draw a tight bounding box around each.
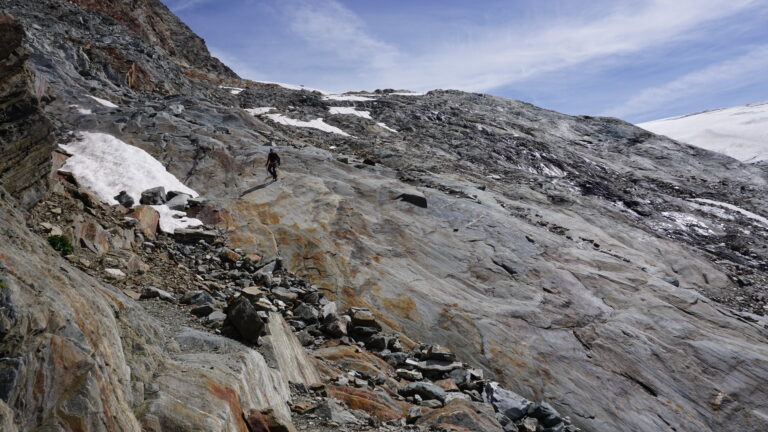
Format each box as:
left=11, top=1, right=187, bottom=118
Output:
left=389, top=92, right=425, bottom=96
left=245, top=107, right=276, bottom=116
left=661, top=212, right=715, bottom=236
left=87, top=95, right=119, bottom=108
left=690, top=198, right=768, bottom=228
left=264, top=113, right=351, bottom=136
left=219, top=86, right=245, bottom=95
left=328, top=106, right=372, bottom=119
left=58, top=132, right=201, bottom=232
left=70, top=105, right=92, bottom=115
left=323, top=94, right=376, bottom=102
left=152, top=204, right=203, bottom=232
left=377, top=122, right=398, bottom=133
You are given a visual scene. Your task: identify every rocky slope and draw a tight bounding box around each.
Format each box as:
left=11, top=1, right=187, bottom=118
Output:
left=1, top=1, right=768, bottom=432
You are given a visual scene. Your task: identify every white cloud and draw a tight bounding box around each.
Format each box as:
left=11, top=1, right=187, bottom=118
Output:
left=376, top=0, right=762, bottom=91
left=282, top=0, right=398, bottom=69
left=605, top=44, right=768, bottom=119
left=273, top=0, right=763, bottom=94
left=165, top=0, right=213, bottom=12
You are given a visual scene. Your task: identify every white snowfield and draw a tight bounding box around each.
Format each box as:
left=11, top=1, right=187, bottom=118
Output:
left=638, top=101, right=768, bottom=163
left=87, top=95, right=119, bottom=108
left=261, top=113, right=351, bottom=136
left=690, top=198, right=768, bottom=228
left=328, top=106, right=372, bottom=119
left=245, top=107, right=275, bottom=116
left=322, top=94, right=376, bottom=102
left=59, top=132, right=202, bottom=232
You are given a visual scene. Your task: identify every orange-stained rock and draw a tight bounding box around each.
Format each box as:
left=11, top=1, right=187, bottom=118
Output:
left=74, top=221, right=110, bottom=255
left=416, top=399, right=503, bottom=432
left=130, top=205, right=159, bottom=240
left=327, top=385, right=409, bottom=422
left=245, top=408, right=297, bottom=432
left=435, top=378, right=460, bottom=392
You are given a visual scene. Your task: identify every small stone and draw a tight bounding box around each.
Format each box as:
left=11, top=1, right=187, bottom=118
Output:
left=105, top=268, right=126, bottom=279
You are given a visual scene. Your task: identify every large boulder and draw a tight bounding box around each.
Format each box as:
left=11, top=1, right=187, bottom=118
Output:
left=140, top=186, right=166, bottom=205
left=399, top=382, right=447, bottom=404
left=129, top=205, right=160, bottom=240
left=483, top=382, right=531, bottom=422
left=225, top=296, right=265, bottom=344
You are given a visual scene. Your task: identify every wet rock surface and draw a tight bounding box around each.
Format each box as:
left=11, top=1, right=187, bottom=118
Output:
left=1, top=0, right=768, bottom=432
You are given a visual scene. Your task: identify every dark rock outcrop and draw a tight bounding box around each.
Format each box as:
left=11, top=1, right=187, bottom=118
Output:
left=0, top=14, right=54, bottom=208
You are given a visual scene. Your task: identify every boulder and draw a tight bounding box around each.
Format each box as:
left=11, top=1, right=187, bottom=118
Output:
left=225, top=296, right=265, bottom=344
left=165, top=193, right=190, bottom=211
left=324, top=315, right=351, bottom=337
left=140, top=186, right=166, bottom=205
left=244, top=408, right=297, bottom=432
left=424, top=345, right=456, bottom=362
left=527, top=402, right=563, bottom=428
left=75, top=222, right=111, bottom=256
left=272, top=287, right=298, bottom=303
left=190, top=304, right=214, bottom=317
left=129, top=205, right=160, bottom=240
left=315, top=399, right=364, bottom=425
left=113, top=190, right=134, bottom=208
left=416, top=399, right=503, bottom=432
left=396, top=369, right=423, bottom=381
left=180, top=290, right=214, bottom=306
left=293, top=303, right=319, bottom=323
left=396, top=193, right=428, bottom=208
left=104, top=268, right=126, bottom=280
left=483, top=382, right=531, bottom=422
left=349, top=308, right=382, bottom=330
left=399, top=382, right=447, bottom=404
left=141, top=286, right=175, bottom=302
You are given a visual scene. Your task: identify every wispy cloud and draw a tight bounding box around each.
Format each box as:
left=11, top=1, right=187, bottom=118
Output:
left=282, top=0, right=398, bottom=69
left=165, top=0, right=213, bottom=13
left=374, top=0, right=762, bottom=91
left=605, top=44, right=768, bottom=119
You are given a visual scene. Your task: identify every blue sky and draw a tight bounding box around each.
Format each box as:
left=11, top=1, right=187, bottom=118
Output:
left=162, top=0, right=768, bottom=122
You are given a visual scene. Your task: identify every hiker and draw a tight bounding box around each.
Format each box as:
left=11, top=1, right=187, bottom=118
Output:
left=266, top=148, right=281, bottom=181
